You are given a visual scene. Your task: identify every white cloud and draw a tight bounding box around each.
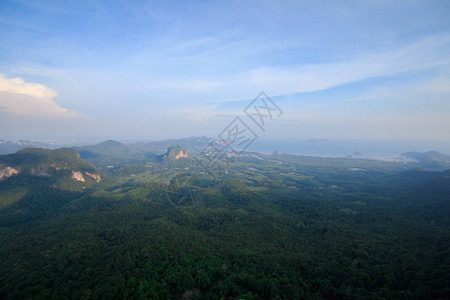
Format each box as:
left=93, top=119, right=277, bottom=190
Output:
left=0, top=74, right=77, bottom=117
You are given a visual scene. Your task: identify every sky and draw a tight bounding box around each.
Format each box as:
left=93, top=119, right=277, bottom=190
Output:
left=1, top=0, right=450, bottom=151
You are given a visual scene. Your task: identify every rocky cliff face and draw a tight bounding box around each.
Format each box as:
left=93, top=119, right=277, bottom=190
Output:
left=30, top=165, right=53, bottom=177
left=174, top=151, right=188, bottom=159
left=71, top=171, right=85, bottom=182
left=164, top=144, right=188, bottom=161
left=85, top=171, right=101, bottom=182
left=0, top=166, right=19, bottom=180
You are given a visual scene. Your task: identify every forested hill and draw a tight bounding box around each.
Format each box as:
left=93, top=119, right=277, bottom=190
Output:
left=0, top=148, right=96, bottom=172
left=0, top=145, right=449, bottom=298
left=0, top=148, right=103, bottom=226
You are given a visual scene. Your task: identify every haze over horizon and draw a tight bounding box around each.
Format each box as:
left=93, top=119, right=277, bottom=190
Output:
left=1, top=0, right=450, bottom=150
left=1, top=3, right=450, bottom=298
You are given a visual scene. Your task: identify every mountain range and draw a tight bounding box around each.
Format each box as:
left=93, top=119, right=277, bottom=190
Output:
left=2, top=137, right=450, bottom=172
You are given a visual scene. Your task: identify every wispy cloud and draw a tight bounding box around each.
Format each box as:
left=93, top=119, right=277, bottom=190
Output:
left=184, top=32, right=450, bottom=102
left=106, top=32, right=450, bottom=103
left=1, top=0, right=449, bottom=143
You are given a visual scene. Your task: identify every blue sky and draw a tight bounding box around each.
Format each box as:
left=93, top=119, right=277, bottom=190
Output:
left=0, top=0, right=450, bottom=149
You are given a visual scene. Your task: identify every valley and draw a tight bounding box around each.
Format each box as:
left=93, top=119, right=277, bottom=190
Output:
left=0, top=138, right=449, bottom=299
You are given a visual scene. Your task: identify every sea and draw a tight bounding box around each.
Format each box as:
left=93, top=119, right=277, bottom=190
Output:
left=246, top=138, right=450, bottom=161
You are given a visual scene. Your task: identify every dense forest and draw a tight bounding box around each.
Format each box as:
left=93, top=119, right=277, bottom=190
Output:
left=0, top=145, right=449, bottom=299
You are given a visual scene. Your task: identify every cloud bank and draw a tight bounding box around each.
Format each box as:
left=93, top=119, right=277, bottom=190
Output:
left=0, top=74, right=77, bottom=117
